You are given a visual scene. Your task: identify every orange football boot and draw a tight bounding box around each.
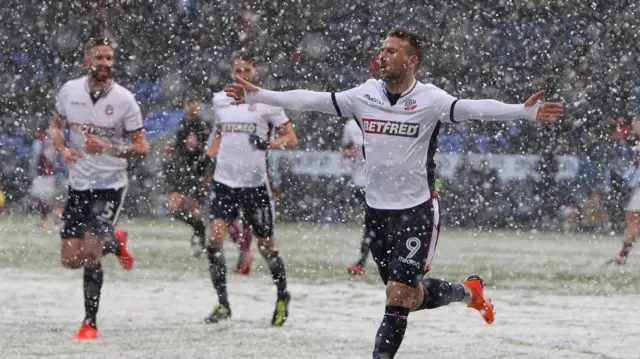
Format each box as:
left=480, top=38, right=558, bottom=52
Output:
left=71, top=322, right=98, bottom=340
left=114, top=228, right=134, bottom=271
left=463, top=275, right=494, bottom=324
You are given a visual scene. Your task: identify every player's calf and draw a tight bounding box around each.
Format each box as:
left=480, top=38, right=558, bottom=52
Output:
left=257, top=239, right=288, bottom=298
left=373, top=305, right=409, bottom=359
left=70, top=256, right=104, bottom=340
left=205, top=245, right=232, bottom=324
left=82, top=260, right=103, bottom=328
left=415, top=278, right=469, bottom=310
left=170, top=193, right=206, bottom=254
left=373, top=281, right=416, bottom=359
left=101, top=230, right=122, bottom=256
left=61, top=254, right=83, bottom=269
left=257, top=238, right=290, bottom=325
left=206, top=218, right=231, bottom=309
left=610, top=213, right=639, bottom=264
left=166, top=192, right=184, bottom=215
left=206, top=246, right=229, bottom=306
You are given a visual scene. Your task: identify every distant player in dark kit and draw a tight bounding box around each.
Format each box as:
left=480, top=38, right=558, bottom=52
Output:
left=50, top=35, right=149, bottom=340
left=225, top=28, right=563, bottom=357
left=204, top=51, right=299, bottom=326
left=164, top=91, right=212, bottom=256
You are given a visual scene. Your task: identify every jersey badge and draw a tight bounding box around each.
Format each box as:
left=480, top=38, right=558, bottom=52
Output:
left=403, top=98, right=417, bottom=111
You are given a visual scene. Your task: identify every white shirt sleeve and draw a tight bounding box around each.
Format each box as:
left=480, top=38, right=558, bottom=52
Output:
left=332, top=88, right=359, bottom=118
left=266, top=106, right=290, bottom=127
left=428, top=86, right=539, bottom=123
left=450, top=99, right=539, bottom=123
left=341, top=125, right=351, bottom=147
left=342, top=120, right=364, bottom=146
left=55, top=85, right=67, bottom=119
left=245, top=86, right=360, bottom=118
left=123, top=95, right=144, bottom=132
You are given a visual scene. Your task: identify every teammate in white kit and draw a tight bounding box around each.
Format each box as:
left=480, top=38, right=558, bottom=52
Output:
left=50, top=36, right=149, bottom=340
left=611, top=116, right=640, bottom=264
left=225, top=28, right=563, bottom=358
left=341, top=118, right=371, bottom=276
left=203, top=52, right=299, bottom=326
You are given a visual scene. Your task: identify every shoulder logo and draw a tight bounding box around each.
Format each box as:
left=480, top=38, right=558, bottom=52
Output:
left=248, top=104, right=257, bottom=112
left=364, top=94, right=384, bottom=105
left=403, top=98, right=417, bottom=111
left=104, top=104, right=114, bottom=116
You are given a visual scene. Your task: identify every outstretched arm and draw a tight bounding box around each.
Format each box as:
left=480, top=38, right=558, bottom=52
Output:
left=441, top=90, right=563, bottom=123
left=224, top=76, right=351, bottom=117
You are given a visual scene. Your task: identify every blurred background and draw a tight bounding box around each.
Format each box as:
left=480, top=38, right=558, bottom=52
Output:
left=1, top=0, right=639, bottom=234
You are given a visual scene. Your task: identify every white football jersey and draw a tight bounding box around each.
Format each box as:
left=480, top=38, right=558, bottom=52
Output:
left=246, top=78, right=538, bottom=210
left=56, top=76, right=143, bottom=191
left=341, top=118, right=366, bottom=188
left=212, top=91, right=289, bottom=188
left=330, top=79, right=457, bottom=209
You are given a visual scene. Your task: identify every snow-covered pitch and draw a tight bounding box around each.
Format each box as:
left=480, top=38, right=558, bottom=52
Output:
left=1, top=215, right=637, bottom=359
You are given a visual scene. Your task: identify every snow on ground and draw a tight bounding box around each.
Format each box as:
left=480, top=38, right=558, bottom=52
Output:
left=0, top=215, right=638, bottom=359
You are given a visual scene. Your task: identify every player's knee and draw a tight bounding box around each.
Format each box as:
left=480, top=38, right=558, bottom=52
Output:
left=209, top=219, right=226, bottom=245
left=167, top=197, right=183, bottom=214
left=257, top=238, right=275, bottom=258
left=385, top=281, right=420, bottom=308
left=82, top=252, right=101, bottom=268
left=61, top=255, right=82, bottom=269
left=258, top=247, right=272, bottom=258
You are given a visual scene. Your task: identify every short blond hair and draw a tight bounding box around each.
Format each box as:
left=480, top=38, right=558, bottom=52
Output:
left=84, top=33, right=118, bottom=58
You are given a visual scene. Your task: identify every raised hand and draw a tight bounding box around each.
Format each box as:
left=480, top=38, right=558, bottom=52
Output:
left=85, top=134, right=111, bottom=154
left=224, top=75, right=260, bottom=105
left=525, top=90, right=564, bottom=122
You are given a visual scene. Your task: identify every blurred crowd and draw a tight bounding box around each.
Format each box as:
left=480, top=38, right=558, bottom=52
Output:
left=2, top=0, right=640, bottom=231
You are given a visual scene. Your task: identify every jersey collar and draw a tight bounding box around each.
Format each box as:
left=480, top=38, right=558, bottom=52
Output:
left=83, top=76, right=115, bottom=95
left=382, top=78, right=418, bottom=106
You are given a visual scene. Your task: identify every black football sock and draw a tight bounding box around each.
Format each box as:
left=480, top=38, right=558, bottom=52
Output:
left=176, top=211, right=206, bottom=246
left=83, top=263, right=104, bottom=329
left=267, top=251, right=287, bottom=300
left=372, top=305, right=409, bottom=359
left=416, top=278, right=469, bottom=311
left=207, top=246, right=229, bottom=306
left=101, top=231, right=122, bottom=256
left=356, top=235, right=372, bottom=267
